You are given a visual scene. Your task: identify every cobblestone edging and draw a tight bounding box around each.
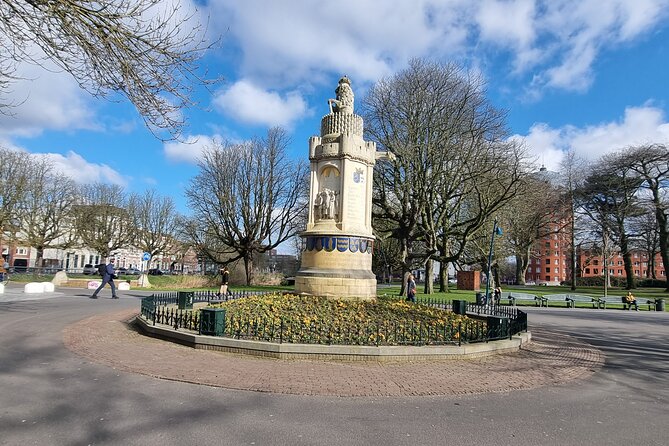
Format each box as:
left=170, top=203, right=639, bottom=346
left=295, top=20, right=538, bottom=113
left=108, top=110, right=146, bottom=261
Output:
left=134, top=314, right=531, bottom=361
left=63, top=309, right=604, bottom=397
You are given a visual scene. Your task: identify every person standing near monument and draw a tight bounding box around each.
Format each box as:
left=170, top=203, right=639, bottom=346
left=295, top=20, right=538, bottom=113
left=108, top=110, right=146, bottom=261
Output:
left=406, top=274, right=417, bottom=303
left=219, top=265, right=230, bottom=297
left=90, top=257, right=118, bottom=299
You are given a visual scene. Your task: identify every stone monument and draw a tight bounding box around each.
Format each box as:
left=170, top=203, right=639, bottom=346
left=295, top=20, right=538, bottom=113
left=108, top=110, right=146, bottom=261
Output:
left=295, top=76, right=387, bottom=300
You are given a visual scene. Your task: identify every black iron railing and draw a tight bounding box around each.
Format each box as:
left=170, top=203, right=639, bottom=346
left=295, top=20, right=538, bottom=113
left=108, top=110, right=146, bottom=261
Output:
left=140, top=294, right=528, bottom=346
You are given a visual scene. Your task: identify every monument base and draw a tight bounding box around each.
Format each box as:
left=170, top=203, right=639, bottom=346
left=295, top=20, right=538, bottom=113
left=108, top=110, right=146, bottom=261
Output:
left=295, top=268, right=377, bottom=300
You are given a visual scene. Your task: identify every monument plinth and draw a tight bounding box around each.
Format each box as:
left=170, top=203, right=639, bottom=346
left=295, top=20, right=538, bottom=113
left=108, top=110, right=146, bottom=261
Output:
left=295, top=76, right=381, bottom=300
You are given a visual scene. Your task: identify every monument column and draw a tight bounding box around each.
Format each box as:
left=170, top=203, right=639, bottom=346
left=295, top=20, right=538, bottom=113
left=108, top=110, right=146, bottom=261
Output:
left=295, top=76, right=378, bottom=300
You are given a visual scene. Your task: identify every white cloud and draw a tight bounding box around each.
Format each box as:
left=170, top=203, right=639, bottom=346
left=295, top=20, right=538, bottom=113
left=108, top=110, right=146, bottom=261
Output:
left=0, top=62, right=97, bottom=137
left=164, top=134, right=216, bottom=164
left=204, top=0, right=668, bottom=97
left=476, top=0, right=536, bottom=49
left=213, top=80, right=308, bottom=128
left=514, top=105, right=669, bottom=170
left=207, top=0, right=470, bottom=86
left=39, top=151, right=126, bottom=185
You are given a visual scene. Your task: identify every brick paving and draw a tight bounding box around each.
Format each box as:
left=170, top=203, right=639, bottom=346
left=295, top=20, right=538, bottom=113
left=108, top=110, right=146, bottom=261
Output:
left=63, top=309, right=604, bottom=397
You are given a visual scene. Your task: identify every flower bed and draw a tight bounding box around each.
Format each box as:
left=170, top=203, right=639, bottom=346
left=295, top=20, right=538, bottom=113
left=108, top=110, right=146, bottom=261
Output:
left=207, top=293, right=485, bottom=346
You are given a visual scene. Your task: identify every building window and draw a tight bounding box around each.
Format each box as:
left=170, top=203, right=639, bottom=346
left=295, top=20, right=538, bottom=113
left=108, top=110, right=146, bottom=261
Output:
left=554, top=259, right=559, bottom=265
left=554, top=268, right=559, bottom=273
left=545, top=267, right=550, bottom=273
left=593, top=259, right=599, bottom=265
left=545, top=259, right=550, bottom=265
left=536, top=267, right=541, bottom=273
left=594, top=268, right=599, bottom=274
left=585, top=268, right=590, bottom=274
left=545, top=275, right=551, bottom=281
left=16, top=247, right=28, bottom=255
left=618, top=270, right=622, bottom=275
left=635, top=270, right=639, bottom=275
left=634, top=253, right=639, bottom=258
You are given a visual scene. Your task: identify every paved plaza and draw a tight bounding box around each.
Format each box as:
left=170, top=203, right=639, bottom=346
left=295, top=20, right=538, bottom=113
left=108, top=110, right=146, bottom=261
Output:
left=0, top=284, right=667, bottom=445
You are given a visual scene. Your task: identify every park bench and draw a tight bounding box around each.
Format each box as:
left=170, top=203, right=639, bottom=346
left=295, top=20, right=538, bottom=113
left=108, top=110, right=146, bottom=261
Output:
left=501, top=292, right=544, bottom=307
left=541, top=294, right=584, bottom=308
left=597, top=296, right=655, bottom=310
left=564, top=294, right=600, bottom=309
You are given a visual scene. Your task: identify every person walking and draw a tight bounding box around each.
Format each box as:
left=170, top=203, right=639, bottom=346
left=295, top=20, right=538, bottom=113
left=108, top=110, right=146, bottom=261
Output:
left=494, top=286, right=502, bottom=306
left=90, top=257, right=118, bottom=299
left=219, top=265, right=230, bottom=297
left=405, top=274, right=417, bottom=303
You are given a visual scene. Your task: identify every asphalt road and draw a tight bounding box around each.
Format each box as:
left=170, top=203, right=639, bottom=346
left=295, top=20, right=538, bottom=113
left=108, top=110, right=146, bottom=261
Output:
left=0, top=289, right=667, bottom=446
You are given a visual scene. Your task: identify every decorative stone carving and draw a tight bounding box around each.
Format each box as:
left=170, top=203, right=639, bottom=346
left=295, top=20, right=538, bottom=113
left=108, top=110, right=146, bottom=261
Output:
left=328, top=76, right=354, bottom=114
left=315, top=188, right=339, bottom=220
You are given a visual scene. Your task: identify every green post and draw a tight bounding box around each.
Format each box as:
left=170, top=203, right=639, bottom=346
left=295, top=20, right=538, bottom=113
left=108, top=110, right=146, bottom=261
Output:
left=178, top=291, right=194, bottom=310
left=452, top=299, right=468, bottom=315
left=200, top=308, right=226, bottom=336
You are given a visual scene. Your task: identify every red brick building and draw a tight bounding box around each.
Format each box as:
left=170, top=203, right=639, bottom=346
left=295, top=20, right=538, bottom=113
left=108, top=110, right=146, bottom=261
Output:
left=578, top=250, right=666, bottom=279
left=525, top=222, right=572, bottom=285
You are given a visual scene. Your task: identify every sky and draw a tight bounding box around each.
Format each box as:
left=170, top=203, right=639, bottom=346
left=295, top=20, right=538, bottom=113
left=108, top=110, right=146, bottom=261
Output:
left=1, top=0, right=669, bottom=217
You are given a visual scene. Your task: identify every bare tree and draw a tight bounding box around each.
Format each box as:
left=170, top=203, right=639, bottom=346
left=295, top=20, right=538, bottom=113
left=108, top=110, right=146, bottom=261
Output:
left=504, top=171, right=568, bottom=285
left=576, top=155, right=643, bottom=289
left=0, top=0, right=218, bottom=138
left=70, top=183, right=133, bottom=258
left=0, top=148, right=32, bottom=259
left=128, top=189, right=179, bottom=260
left=185, top=127, right=308, bottom=284
left=559, top=149, right=589, bottom=290
left=617, top=144, right=669, bottom=290
left=629, top=206, right=660, bottom=279
left=17, top=157, right=78, bottom=268
left=363, top=59, right=528, bottom=294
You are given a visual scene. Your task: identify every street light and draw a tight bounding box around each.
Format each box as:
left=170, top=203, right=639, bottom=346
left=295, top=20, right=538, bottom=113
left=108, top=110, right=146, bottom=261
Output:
left=485, top=219, right=503, bottom=304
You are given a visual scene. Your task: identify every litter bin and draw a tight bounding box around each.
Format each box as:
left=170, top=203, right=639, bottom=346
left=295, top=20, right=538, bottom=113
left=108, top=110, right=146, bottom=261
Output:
left=656, top=298, right=666, bottom=312
left=475, top=292, right=486, bottom=305
left=200, top=308, right=226, bottom=336
left=177, top=291, right=194, bottom=310
left=452, top=299, right=468, bottom=315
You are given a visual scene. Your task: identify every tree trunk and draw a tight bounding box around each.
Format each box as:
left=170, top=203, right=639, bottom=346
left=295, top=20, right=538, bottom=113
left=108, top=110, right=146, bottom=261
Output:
left=243, top=253, right=254, bottom=285
left=515, top=250, right=529, bottom=285
left=439, top=262, right=448, bottom=292
left=399, top=241, right=409, bottom=297
left=653, top=199, right=669, bottom=291
left=423, top=258, right=433, bottom=295
left=570, top=209, right=577, bottom=291
left=647, top=251, right=656, bottom=279
left=620, top=235, right=635, bottom=289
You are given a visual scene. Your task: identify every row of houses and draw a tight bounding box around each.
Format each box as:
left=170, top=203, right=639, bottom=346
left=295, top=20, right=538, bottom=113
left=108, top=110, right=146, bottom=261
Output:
left=1, top=238, right=300, bottom=277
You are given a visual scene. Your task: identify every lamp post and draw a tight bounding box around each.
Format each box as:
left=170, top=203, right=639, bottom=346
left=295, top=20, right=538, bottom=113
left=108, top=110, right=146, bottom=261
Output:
left=485, top=219, right=503, bottom=304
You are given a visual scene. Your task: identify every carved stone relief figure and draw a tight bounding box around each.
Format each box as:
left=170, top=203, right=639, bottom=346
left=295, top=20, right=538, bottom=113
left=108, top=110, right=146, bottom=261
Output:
left=315, top=188, right=340, bottom=220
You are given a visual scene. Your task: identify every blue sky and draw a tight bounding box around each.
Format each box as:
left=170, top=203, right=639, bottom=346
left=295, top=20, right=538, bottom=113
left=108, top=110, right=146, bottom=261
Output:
left=1, top=0, right=669, bottom=215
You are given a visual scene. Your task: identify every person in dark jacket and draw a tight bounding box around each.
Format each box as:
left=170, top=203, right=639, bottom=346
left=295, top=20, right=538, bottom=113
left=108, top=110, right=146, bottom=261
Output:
left=219, top=265, right=230, bottom=297
left=90, top=257, right=118, bottom=299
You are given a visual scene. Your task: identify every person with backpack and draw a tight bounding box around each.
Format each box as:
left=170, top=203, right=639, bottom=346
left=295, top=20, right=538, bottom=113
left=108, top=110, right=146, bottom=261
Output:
left=90, top=257, right=118, bottom=299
